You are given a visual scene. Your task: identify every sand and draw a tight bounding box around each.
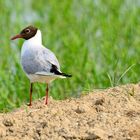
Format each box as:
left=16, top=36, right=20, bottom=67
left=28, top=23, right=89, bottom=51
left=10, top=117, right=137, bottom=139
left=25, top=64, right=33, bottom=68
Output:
left=0, top=83, right=140, bottom=140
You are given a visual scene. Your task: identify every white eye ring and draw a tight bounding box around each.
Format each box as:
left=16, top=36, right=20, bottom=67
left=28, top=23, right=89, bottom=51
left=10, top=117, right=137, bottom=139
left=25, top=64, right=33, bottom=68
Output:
left=26, top=29, right=30, bottom=33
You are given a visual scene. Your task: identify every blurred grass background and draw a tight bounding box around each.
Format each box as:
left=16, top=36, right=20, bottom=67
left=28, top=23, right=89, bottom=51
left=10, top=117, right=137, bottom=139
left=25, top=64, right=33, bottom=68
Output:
left=0, top=0, right=140, bottom=111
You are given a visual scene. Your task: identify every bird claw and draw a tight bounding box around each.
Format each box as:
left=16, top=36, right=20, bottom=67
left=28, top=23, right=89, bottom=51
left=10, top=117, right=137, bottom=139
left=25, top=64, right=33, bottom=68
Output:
left=27, top=103, right=32, bottom=106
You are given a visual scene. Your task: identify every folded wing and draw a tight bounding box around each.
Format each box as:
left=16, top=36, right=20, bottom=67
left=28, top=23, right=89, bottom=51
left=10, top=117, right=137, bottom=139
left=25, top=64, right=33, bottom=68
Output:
left=21, top=46, right=60, bottom=76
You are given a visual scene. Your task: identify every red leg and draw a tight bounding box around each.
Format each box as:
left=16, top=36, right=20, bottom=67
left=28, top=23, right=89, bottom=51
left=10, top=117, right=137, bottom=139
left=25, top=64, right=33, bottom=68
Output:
left=28, top=83, right=33, bottom=106
left=45, top=84, right=49, bottom=105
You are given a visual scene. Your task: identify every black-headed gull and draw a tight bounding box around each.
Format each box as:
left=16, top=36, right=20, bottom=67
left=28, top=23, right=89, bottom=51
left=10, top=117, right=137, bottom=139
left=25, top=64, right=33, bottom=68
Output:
left=11, top=25, right=72, bottom=106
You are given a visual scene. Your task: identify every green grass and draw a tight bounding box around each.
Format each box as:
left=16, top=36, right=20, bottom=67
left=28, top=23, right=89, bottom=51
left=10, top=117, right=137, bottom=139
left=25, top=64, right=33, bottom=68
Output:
left=0, top=0, right=140, bottom=111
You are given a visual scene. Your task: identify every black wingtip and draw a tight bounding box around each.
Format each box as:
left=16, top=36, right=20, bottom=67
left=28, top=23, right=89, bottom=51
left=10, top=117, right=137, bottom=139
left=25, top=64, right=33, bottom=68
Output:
left=50, top=64, right=72, bottom=78
left=61, top=73, right=72, bottom=77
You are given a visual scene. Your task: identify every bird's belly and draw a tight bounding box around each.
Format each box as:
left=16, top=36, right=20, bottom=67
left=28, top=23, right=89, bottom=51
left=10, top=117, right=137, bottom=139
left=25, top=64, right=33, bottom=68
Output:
left=27, top=74, right=57, bottom=83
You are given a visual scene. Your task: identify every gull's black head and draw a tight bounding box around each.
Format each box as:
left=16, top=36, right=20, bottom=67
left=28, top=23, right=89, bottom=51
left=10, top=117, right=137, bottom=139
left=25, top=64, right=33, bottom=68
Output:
left=11, top=25, right=38, bottom=40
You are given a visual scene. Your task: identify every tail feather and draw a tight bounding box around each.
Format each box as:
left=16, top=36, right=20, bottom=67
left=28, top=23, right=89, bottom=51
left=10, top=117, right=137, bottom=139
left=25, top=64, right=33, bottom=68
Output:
left=50, top=64, right=72, bottom=78
left=61, top=73, right=72, bottom=77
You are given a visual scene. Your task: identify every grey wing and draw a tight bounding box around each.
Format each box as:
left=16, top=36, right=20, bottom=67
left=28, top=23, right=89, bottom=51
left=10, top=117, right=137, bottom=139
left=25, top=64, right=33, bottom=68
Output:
left=41, top=47, right=60, bottom=70
left=21, top=47, right=60, bottom=75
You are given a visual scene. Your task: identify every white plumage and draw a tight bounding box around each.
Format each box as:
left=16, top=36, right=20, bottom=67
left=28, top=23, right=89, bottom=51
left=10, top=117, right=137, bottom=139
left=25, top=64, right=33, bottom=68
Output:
left=11, top=26, right=71, bottom=106
left=21, top=30, right=62, bottom=83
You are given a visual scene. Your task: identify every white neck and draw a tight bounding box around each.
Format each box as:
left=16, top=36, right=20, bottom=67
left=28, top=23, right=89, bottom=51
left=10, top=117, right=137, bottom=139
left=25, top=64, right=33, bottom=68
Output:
left=24, top=29, right=42, bottom=46
left=21, top=30, right=42, bottom=57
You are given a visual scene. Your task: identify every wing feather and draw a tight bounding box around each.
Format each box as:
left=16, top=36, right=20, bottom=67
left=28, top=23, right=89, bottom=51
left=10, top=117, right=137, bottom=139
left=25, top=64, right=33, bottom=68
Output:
left=21, top=46, right=60, bottom=75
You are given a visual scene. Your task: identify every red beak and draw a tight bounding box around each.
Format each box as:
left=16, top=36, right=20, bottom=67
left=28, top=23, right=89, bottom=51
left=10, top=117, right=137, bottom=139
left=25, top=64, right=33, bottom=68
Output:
left=11, top=34, right=22, bottom=40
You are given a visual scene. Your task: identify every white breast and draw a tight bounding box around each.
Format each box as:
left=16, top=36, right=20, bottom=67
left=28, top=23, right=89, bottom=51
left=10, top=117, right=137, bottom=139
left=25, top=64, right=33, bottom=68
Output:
left=27, top=74, right=58, bottom=83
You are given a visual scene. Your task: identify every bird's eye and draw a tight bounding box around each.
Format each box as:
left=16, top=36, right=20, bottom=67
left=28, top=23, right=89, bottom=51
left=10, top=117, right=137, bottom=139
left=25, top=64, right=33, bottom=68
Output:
left=25, top=29, right=30, bottom=33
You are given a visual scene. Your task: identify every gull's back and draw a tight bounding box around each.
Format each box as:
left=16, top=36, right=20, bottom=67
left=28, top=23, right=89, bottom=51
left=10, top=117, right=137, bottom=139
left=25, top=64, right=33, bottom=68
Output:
left=21, top=44, right=60, bottom=75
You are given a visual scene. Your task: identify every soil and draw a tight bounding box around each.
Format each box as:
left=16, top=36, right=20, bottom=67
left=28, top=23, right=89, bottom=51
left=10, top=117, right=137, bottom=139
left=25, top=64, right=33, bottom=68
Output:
left=0, top=83, right=140, bottom=140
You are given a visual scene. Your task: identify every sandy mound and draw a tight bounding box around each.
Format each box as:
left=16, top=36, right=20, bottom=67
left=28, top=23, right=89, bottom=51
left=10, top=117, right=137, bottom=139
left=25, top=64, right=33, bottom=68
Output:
left=0, top=84, right=140, bottom=140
